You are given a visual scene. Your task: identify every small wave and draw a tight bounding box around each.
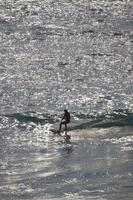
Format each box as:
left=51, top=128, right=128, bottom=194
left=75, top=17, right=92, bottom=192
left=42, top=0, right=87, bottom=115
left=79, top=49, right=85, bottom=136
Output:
left=91, top=109, right=133, bottom=128
left=72, top=109, right=133, bottom=129
left=4, top=112, right=55, bottom=125
left=2, top=109, right=133, bottom=129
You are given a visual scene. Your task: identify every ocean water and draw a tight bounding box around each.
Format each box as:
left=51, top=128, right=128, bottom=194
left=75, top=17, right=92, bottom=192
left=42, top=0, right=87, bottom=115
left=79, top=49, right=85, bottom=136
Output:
left=0, top=0, right=133, bottom=200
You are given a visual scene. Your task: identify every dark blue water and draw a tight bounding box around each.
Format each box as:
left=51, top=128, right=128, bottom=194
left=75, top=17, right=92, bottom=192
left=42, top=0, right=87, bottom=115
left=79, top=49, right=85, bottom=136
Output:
left=0, top=0, right=133, bottom=199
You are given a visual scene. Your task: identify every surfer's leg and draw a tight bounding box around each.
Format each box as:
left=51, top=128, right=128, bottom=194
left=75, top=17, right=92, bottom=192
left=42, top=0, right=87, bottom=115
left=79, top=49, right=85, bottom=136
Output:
left=64, top=123, right=67, bottom=136
left=65, top=123, right=67, bottom=131
left=59, top=121, right=65, bottom=132
left=59, top=124, right=62, bottom=134
left=59, top=123, right=61, bottom=132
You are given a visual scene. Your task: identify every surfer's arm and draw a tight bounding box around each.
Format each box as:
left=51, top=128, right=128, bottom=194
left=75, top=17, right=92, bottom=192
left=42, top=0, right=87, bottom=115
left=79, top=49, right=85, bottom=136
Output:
left=61, top=115, right=65, bottom=122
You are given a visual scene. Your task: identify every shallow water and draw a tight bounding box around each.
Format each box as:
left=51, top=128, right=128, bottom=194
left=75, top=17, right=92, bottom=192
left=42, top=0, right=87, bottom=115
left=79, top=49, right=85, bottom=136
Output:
left=0, top=123, right=133, bottom=200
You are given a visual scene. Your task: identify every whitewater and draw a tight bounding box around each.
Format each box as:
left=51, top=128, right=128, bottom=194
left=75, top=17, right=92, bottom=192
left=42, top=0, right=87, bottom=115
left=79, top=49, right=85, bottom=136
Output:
left=0, top=0, right=133, bottom=200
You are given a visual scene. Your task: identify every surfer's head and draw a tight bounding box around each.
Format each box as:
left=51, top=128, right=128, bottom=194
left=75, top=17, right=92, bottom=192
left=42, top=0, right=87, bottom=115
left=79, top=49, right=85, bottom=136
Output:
left=64, top=109, right=68, bottom=113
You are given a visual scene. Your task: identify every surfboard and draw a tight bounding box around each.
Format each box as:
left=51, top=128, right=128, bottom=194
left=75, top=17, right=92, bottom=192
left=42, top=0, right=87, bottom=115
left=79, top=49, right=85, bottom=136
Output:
left=49, top=122, right=72, bottom=143
left=49, top=128, right=61, bottom=135
left=49, top=129, right=71, bottom=143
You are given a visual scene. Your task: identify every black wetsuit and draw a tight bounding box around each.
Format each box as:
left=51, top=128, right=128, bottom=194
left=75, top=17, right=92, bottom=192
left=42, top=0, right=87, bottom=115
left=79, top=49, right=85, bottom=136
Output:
left=59, top=110, right=70, bottom=132
left=64, top=111, right=70, bottom=123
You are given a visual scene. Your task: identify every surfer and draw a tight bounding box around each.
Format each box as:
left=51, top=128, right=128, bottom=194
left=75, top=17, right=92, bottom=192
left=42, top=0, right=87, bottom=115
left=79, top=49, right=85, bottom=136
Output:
left=59, top=109, right=70, bottom=134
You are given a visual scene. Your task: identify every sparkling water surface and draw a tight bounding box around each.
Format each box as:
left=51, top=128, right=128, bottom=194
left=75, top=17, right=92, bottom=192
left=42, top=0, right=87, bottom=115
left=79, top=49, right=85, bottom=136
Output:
left=0, top=0, right=132, bottom=114
left=0, top=123, right=133, bottom=200
left=0, top=0, right=133, bottom=200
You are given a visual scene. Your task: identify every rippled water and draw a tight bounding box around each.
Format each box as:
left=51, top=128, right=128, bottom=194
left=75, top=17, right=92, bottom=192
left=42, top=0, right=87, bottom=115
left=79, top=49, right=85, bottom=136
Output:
left=0, top=0, right=133, bottom=114
left=0, top=0, right=133, bottom=200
